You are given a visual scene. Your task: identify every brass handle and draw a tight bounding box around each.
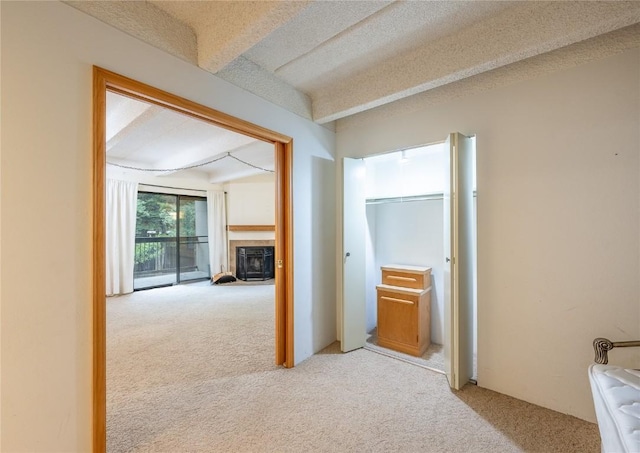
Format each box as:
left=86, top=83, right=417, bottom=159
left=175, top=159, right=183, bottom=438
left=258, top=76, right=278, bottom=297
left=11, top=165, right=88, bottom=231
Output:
left=388, top=275, right=417, bottom=283
left=381, top=296, right=414, bottom=305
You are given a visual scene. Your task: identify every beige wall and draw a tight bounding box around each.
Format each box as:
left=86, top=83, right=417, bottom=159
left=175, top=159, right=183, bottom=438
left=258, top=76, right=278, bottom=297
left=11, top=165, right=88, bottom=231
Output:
left=226, top=180, right=275, bottom=226
left=336, top=48, right=640, bottom=422
left=0, top=2, right=336, bottom=450
left=225, top=177, right=277, bottom=274
left=225, top=178, right=277, bottom=247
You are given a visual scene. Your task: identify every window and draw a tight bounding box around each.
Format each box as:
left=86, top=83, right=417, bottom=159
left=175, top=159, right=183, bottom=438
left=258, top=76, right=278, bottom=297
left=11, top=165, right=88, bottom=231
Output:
left=134, top=192, right=209, bottom=289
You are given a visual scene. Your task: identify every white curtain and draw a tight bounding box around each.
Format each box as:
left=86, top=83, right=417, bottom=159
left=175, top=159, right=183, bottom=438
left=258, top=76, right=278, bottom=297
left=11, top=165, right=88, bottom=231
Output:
left=106, top=179, right=138, bottom=296
left=207, top=191, right=228, bottom=276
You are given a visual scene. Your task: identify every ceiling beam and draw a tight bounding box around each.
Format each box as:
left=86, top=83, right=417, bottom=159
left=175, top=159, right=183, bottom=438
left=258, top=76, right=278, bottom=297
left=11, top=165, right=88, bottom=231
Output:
left=215, top=56, right=313, bottom=120
left=106, top=106, right=158, bottom=156
left=242, top=0, right=394, bottom=73
left=150, top=1, right=313, bottom=74
left=63, top=1, right=197, bottom=65
left=336, top=23, right=640, bottom=132
left=197, top=2, right=312, bottom=73
left=311, top=1, right=640, bottom=123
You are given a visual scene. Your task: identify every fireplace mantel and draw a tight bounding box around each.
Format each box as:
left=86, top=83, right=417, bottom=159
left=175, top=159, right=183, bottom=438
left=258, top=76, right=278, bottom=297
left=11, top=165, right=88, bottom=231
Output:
left=227, top=225, right=275, bottom=232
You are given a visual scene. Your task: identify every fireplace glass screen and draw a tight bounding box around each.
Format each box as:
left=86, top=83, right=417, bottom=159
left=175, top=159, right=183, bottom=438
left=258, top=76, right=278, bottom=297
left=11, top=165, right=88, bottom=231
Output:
left=236, top=246, right=275, bottom=281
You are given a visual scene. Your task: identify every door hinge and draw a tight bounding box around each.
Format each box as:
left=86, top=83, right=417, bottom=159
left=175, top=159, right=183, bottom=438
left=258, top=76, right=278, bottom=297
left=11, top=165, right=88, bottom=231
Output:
left=276, top=259, right=283, bottom=268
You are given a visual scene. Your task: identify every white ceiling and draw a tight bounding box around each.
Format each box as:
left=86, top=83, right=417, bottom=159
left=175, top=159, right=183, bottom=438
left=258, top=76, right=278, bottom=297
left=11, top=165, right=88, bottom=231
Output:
left=67, top=0, right=640, bottom=124
left=72, top=0, right=640, bottom=182
left=106, top=92, right=273, bottom=184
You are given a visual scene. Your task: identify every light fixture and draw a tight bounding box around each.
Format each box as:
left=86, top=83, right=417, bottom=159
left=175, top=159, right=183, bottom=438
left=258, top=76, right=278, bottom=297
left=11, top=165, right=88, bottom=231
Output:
left=400, top=150, right=409, bottom=163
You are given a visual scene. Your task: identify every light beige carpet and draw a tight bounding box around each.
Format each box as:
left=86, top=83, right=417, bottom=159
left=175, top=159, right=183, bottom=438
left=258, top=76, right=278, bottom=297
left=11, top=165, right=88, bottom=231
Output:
left=366, top=328, right=445, bottom=373
left=107, top=284, right=600, bottom=452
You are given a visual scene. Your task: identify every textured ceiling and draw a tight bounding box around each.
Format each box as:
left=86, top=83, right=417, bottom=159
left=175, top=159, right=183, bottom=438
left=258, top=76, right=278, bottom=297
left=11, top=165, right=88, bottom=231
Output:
left=69, top=0, right=640, bottom=183
left=66, top=0, right=640, bottom=124
left=106, top=92, right=273, bottom=184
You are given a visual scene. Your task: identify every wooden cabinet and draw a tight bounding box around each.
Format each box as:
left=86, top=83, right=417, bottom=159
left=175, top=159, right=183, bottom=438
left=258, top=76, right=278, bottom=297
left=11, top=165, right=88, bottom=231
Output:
left=377, top=265, right=431, bottom=357
left=381, top=264, right=431, bottom=290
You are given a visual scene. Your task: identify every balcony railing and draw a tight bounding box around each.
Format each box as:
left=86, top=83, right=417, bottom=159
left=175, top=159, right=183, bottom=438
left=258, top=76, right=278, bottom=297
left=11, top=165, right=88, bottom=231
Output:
left=134, top=236, right=209, bottom=281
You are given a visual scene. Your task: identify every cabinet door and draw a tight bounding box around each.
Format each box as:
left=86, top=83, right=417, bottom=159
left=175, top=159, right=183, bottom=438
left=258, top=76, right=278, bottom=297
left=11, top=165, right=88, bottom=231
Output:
left=377, top=289, right=419, bottom=346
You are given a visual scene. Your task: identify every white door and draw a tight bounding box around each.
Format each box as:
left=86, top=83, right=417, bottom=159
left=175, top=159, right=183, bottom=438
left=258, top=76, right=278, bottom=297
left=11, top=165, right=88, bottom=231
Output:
left=341, top=158, right=367, bottom=352
left=443, top=133, right=475, bottom=389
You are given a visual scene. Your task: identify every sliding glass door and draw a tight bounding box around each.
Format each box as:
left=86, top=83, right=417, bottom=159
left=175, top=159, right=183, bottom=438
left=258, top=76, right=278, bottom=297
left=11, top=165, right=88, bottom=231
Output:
left=178, top=196, right=210, bottom=283
left=134, top=193, right=178, bottom=289
left=133, top=192, right=209, bottom=290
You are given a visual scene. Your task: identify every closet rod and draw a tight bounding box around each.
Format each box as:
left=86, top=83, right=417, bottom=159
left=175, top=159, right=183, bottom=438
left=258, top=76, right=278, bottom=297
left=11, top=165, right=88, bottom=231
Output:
left=365, top=141, right=445, bottom=160
left=366, top=191, right=477, bottom=205
left=363, top=134, right=476, bottom=161
left=366, top=194, right=444, bottom=205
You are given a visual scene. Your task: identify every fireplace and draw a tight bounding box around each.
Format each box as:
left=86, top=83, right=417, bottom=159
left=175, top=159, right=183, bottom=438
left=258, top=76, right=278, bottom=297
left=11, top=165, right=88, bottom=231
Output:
left=229, top=240, right=275, bottom=276
left=236, top=246, right=274, bottom=281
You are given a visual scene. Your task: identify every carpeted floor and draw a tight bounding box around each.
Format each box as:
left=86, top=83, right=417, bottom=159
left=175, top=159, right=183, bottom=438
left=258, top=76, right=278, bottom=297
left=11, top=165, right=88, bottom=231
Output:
left=107, top=284, right=600, bottom=452
left=366, top=328, right=445, bottom=373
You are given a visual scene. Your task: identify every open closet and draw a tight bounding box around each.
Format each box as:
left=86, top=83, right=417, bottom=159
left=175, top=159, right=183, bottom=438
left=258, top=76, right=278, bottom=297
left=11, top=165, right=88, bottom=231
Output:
left=342, top=133, right=478, bottom=389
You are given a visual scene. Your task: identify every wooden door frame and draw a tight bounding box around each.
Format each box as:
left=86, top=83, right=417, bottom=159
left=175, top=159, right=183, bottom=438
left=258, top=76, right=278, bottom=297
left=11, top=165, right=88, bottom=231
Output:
left=92, top=67, right=294, bottom=452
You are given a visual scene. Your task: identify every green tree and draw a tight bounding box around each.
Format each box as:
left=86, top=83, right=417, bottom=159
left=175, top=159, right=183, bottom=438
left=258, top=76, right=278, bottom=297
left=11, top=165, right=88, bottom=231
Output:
left=135, top=193, right=176, bottom=237
left=179, top=201, right=196, bottom=237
